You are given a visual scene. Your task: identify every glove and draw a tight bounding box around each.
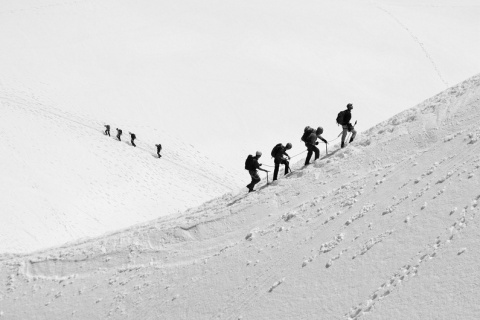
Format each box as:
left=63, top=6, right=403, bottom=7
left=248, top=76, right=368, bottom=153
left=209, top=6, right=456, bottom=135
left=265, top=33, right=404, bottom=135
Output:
left=315, top=142, right=319, bottom=145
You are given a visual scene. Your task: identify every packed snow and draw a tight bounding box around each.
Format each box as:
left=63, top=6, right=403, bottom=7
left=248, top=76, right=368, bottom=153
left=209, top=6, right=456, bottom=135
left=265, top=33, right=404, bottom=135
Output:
left=1, top=75, right=479, bottom=319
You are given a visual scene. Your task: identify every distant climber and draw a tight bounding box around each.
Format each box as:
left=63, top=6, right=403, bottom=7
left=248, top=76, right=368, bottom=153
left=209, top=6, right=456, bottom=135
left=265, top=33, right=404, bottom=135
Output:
left=304, top=127, right=328, bottom=166
left=337, top=103, right=357, bottom=148
left=116, top=128, right=122, bottom=141
left=245, top=151, right=269, bottom=192
left=104, top=125, right=110, bottom=136
left=271, top=143, right=292, bottom=181
left=155, top=144, right=162, bottom=158
left=129, top=132, right=136, bottom=147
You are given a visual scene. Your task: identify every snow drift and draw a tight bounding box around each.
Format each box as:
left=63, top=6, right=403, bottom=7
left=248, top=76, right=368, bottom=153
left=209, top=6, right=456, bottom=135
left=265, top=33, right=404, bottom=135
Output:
left=1, top=75, right=479, bottom=319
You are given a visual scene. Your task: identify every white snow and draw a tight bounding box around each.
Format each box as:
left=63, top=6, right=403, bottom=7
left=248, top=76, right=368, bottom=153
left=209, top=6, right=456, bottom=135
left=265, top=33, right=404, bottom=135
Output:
left=1, top=0, right=480, bottom=172
left=1, top=0, right=480, bottom=318
left=1, top=74, right=479, bottom=319
left=0, top=94, right=242, bottom=253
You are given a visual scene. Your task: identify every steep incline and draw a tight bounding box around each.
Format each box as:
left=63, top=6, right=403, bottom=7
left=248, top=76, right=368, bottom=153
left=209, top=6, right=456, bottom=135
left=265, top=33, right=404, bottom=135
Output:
left=0, top=92, right=242, bottom=253
left=1, top=75, right=479, bottom=319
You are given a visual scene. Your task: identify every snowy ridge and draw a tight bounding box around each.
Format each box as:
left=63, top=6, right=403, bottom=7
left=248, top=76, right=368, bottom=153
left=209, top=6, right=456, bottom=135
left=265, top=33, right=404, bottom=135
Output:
left=0, top=91, right=242, bottom=253
left=1, top=75, right=480, bottom=318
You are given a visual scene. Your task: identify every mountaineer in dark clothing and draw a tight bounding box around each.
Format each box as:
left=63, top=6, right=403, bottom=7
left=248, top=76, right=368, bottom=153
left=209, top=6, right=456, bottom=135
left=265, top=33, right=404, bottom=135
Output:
left=339, top=103, right=357, bottom=148
left=305, top=127, right=328, bottom=166
left=116, top=128, right=122, bottom=141
left=155, top=144, right=162, bottom=158
left=129, top=132, right=136, bottom=147
left=272, top=143, right=292, bottom=181
left=245, top=151, right=269, bottom=192
left=104, top=125, right=110, bottom=136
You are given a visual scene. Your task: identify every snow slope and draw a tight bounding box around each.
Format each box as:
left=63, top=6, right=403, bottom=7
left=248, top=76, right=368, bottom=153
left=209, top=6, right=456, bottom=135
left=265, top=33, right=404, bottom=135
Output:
left=0, top=91, right=242, bottom=253
left=1, top=0, right=479, bottom=171
left=1, top=75, right=479, bottom=319
left=2, top=0, right=480, bottom=253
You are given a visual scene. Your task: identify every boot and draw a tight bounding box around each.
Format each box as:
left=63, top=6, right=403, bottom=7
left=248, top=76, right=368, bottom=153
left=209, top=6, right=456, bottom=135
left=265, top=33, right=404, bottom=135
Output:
left=349, top=137, right=354, bottom=143
left=341, top=142, right=345, bottom=148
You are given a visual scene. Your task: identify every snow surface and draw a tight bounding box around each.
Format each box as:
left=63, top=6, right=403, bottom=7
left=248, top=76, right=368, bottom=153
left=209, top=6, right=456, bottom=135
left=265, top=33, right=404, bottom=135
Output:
left=1, top=75, right=479, bottom=319
left=0, top=93, right=242, bottom=253
left=1, top=0, right=480, bottom=254
left=1, top=0, right=479, bottom=170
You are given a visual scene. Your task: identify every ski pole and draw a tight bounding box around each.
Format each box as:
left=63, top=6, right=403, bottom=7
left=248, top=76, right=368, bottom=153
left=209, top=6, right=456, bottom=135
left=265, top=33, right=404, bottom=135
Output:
left=266, top=172, right=269, bottom=184
left=326, top=143, right=328, bottom=155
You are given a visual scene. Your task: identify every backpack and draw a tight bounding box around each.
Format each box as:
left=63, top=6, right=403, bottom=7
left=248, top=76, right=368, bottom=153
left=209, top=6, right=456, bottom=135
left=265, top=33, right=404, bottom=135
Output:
left=245, top=155, right=255, bottom=170
left=271, top=143, right=283, bottom=158
left=336, top=111, right=346, bottom=125
left=301, top=126, right=314, bottom=142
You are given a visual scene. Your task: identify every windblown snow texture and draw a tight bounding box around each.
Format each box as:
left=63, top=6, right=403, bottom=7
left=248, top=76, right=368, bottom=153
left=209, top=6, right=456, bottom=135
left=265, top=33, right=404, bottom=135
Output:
left=1, top=75, right=479, bottom=319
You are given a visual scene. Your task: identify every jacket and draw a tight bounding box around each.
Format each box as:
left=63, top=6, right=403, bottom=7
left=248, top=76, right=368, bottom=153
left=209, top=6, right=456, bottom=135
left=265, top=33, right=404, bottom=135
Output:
left=251, top=157, right=261, bottom=170
left=343, top=109, right=352, bottom=124
left=274, top=145, right=290, bottom=160
left=305, top=132, right=327, bottom=146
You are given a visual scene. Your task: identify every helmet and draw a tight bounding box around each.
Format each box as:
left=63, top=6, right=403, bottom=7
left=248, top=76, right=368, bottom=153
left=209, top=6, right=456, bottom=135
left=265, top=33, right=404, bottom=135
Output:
left=347, top=103, right=353, bottom=109
left=286, top=143, right=292, bottom=149
left=256, top=151, right=262, bottom=157
left=316, top=127, right=323, bottom=134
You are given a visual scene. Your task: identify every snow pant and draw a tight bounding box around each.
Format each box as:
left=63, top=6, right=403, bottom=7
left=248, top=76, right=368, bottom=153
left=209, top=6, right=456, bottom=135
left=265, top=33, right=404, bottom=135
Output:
left=247, top=170, right=261, bottom=191
left=116, top=134, right=121, bottom=141
left=105, top=129, right=110, bottom=136
left=341, top=124, right=357, bottom=144
left=273, top=158, right=290, bottom=180
left=305, top=144, right=319, bottom=165
left=131, top=139, right=136, bottom=147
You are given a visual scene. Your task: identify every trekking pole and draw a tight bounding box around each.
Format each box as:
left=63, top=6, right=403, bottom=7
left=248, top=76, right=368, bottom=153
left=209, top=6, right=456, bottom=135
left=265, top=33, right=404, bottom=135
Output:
left=326, top=143, right=328, bottom=155
left=266, top=172, right=269, bottom=184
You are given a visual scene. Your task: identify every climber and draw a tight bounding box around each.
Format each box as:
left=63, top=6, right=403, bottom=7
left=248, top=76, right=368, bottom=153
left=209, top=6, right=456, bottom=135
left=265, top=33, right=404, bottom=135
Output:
left=271, top=143, right=292, bottom=181
left=337, top=103, right=357, bottom=148
left=155, top=144, right=162, bottom=158
left=245, top=151, right=269, bottom=192
left=304, top=127, right=328, bottom=166
left=116, top=128, right=122, bottom=141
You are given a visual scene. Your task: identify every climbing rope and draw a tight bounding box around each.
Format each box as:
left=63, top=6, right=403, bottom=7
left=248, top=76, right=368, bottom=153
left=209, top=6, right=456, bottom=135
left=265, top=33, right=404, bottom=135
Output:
left=329, top=134, right=342, bottom=143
